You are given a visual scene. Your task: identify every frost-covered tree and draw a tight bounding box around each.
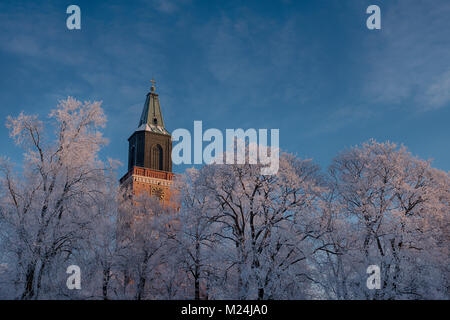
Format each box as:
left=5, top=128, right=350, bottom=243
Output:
left=172, top=168, right=221, bottom=300
left=116, top=192, right=179, bottom=299
left=0, top=97, right=114, bottom=299
left=316, top=140, right=449, bottom=299
left=187, top=151, right=329, bottom=299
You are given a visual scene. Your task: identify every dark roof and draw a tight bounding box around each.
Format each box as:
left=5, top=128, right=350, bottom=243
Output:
left=136, top=84, right=170, bottom=136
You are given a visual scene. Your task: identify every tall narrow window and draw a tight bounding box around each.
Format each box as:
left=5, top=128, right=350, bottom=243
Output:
left=152, top=144, right=163, bottom=170
left=129, top=145, right=135, bottom=170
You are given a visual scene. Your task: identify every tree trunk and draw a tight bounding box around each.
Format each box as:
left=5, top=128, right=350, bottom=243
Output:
left=21, top=261, right=37, bottom=300
left=102, top=266, right=111, bottom=300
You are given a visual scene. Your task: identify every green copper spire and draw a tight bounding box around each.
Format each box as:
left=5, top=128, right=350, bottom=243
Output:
left=137, top=79, right=170, bottom=135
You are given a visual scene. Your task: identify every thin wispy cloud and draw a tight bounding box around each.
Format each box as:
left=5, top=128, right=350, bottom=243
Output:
left=308, top=105, right=376, bottom=136
left=362, top=0, right=450, bottom=111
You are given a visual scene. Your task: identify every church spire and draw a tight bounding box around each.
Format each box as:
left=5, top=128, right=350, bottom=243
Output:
left=137, top=79, right=170, bottom=135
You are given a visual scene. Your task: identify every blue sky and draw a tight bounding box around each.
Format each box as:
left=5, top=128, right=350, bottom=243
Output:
left=0, top=0, right=449, bottom=176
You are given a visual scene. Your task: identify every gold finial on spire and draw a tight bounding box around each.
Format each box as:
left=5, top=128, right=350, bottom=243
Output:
left=150, top=78, right=156, bottom=92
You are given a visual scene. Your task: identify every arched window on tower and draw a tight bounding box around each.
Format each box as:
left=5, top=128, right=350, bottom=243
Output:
left=152, top=144, right=163, bottom=171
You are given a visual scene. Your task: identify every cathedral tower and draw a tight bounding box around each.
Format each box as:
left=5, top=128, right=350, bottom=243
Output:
left=119, top=80, right=174, bottom=203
